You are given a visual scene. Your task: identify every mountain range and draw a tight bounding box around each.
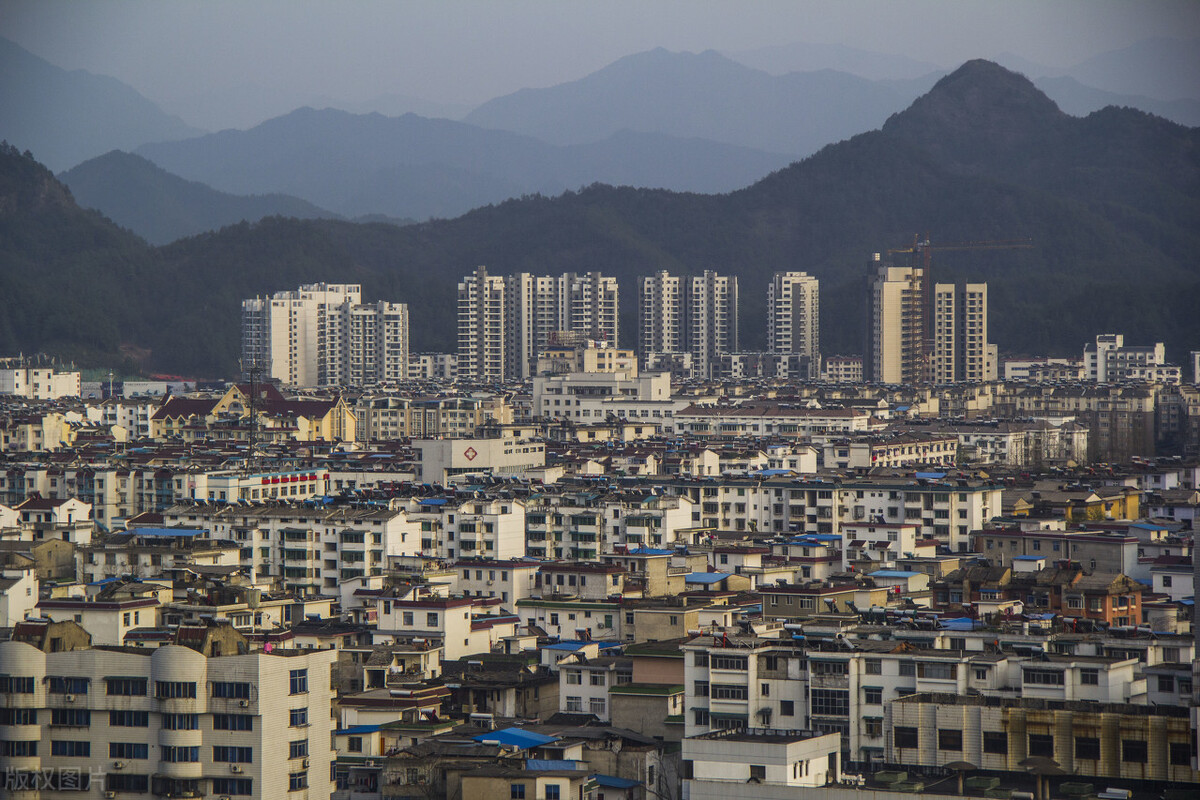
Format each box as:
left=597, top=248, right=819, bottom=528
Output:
left=59, top=151, right=339, bottom=245
left=0, top=38, right=202, bottom=173
left=2, top=60, right=1196, bottom=380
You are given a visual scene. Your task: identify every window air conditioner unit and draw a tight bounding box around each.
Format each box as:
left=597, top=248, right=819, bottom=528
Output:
left=302, top=758, right=310, bottom=768
left=239, top=699, right=250, bottom=708
left=65, top=694, right=75, bottom=702
left=112, top=761, right=126, bottom=770
left=230, top=764, right=243, bottom=773
left=104, top=793, right=118, bottom=799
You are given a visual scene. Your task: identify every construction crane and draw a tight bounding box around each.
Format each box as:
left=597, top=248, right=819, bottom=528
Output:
left=884, top=234, right=1033, bottom=384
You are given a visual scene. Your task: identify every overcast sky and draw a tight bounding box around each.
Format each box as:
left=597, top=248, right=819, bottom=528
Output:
left=4, top=0, right=1198, bottom=128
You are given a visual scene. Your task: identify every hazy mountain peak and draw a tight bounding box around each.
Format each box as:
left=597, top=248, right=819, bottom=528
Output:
left=883, top=59, right=1064, bottom=155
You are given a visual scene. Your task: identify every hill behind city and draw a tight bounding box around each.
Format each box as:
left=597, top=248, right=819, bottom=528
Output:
left=1, top=60, right=1197, bottom=378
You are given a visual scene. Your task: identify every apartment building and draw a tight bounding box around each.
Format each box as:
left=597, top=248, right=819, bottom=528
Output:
left=1083, top=333, right=1176, bottom=383
left=162, top=501, right=421, bottom=594
left=887, top=692, right=1195, bottom=784
left=0, top=620, right=337, bottom=800
left=638, top=270, right=738, bottom=377
left=767, top=271, right=820, bottom=365
left=865, top=261, right=924, bottom=384
left=396, top=495, right=527, bottom=561
left=821, top=355, right=863, bottom=384
left=933, top=282, right=997, bottom=383
left=457, top=266, right=620, bottom=382
left=241, top=283, right=410, bottom=388
left=0, top=362, right=81, bottom=399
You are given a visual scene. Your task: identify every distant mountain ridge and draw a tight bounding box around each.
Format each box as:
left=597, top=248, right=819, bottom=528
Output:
left=1, top=60, right=1196, bottom=379
left=133, top=107, right=795, bottom=220
left=465, top=48, right=939, bottom=154
left=59, top=151, right=340, bottom=245
left=0, top=37, right=202, bottom=172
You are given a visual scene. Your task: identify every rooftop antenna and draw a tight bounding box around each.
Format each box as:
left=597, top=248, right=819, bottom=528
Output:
left=240, top=358, right=263, bottom=473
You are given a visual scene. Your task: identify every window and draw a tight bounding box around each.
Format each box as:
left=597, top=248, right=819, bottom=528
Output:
left=47, top=676, right=89, bottom=694
left=589, top=672, right=606, bottom=686
left=565, top=671, right=581, bottom=685
left=0, top=708, right=36, bottom=725
left=750, top=765, right=766, bottom=781
left=1075, top=737, right=1100, bottom=760
left=110, top=742, right=149, bottom=759
left=811, top=660, right=848, bottom=676
left=156, top=681, right=197, bottom=699
left=213, top=714, right=253, bottom=731
left=1028, top=734, right=1054, bottom=758
left=289, top=740, right=309, bottom=759
left=211, top=778, right=253, bottom=796
left=402, top=611, right=414, bottom=625
left=863, top=687, right=882, bottom=705
left=712, top=684, right=748, bottom=700
left=590, top=697, right=606, bottom=715
left=106, top=677, right=147, bottom=696
left=426, top=612, right=438, bottom=626
left=110, top=710, right=150, bottom=727
left=894, top=727, right=919, bottom=749
left=106, top=775, right=151, bottom=793
left=938, top=729, right=963, bottom=751
left=162, top=746, right=200, bottom=762
left=1121, top=739, right=1147, bottom=763
left=289, top=772, right=308, bottom=791
left=162, top=713, right=198, bottom=730
left=211, top=681, right=251, bottom=699
left=693, top=652, right=708, bottom=667
left=1157, top=675, right=1175, bottom=693
left=566, top=696, right=582, bottom=712
left=711, top=655, right=747, bottom=670
left=864, top=658, right=882, bottom=675
left=511, top=785, right=526, bottom=800
left=1023, top=669, right=1064, bottom=686
left=693, top=681, right=709, bottom=697
left=1169, top=741, right=1191, bottom=766
left=50, top=708, right=90, bottom=727
left=899, top=662, right=916, bottom=677
left=1080, top=669, right=1099, bottom=685
left=983, top=731, right=1007, bottom=755
left=917, top=662, right=957, bottom=680
left=289, top=669, right=308, bottom=695
left=0, top=741, right=37, bottom=757
left=811, top=689, right=849, bottom=716
left=864, top=718, right=884, bottom=737
left=290, top=708, right=308, bottom=727
left=546, top=786, right=561, bottom=800
left=51, top=740, right=90, bottom=757
left=780, top=700, right=794, bottom=716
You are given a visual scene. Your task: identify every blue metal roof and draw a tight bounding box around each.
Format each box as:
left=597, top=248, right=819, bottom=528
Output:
left=626, top=547, right=673, bottom=555
left=685, top=572, right=733, bottom=584
left=473, top=727, right=557, bottom=749
left=132, top=527, right=204, bottom=537
left=868, top=570, right=921, bottom=578
left=526, top=759, right=578, bottom=771
left=335, top=724, right=381, bottom=735
left=1012, top=555, right=1045, bottom=561
left=915, top=471, right=946, bottom=479
left=419, top=498, right=448, bottom=506
left=593, top=774, right=641, bottom=789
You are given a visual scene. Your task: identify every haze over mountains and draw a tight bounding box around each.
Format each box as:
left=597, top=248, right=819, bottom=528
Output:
left=3, top=34, right=1199, bottom=244
left=3, top=59, right=1196, bottom=379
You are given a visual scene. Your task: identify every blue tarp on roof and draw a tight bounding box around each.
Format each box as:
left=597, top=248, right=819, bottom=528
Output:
left=132, top=527, right=203, bottom=537
left=1012, top=555, right=1045, bottom=561
left=684, top=572, right=732, bottom=584
left=940, top=617, right=980, bottom=631
left=335, top=724, right=382, bottom=735
left=626, top=547, right=673, bottom=555
left=594, top=774, right=641, bottom=788
left=419, top=498, right=448, bottom=506
left=87, top=576, right=119, bottom=586
left=526, top=759, right=577, bottom=771
left=915, top=472, right=947, bottom=479
left=474, top=727, right=557, bottom=749
left=751, top=469, right=792, bottom=476
left=868, top=570, right=921, bottom=578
